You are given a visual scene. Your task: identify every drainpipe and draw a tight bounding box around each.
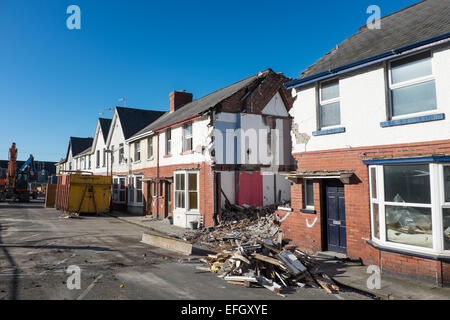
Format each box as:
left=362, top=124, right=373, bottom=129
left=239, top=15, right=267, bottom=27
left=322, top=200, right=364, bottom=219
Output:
left=156, top=133, right=160, bottom=218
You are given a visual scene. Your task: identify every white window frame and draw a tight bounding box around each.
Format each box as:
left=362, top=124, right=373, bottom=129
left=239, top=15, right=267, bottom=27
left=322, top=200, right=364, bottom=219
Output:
left=319, top=79, right=341, bottom=130
left=303, top=179, right=314, bottom=210
left=134, top=141, right=141, bottom=163
left=147, top=137, right=153, bottom=160
left=112, top=176, right=127, bottom=203
left=439, top=164, right=450, bottom=253
left=166, top=129, right=172, bottom=155
left=369, top=163, right=450, bottom=256
left=96, top=150, right=100, bottom=168
left=174, top=170, right=199, bottom=213
left=388, top=51, right=438, bottom=120
left=119, top=143, right=124, bottom=164
left=182, top=122, right=193, bottom=152
left=128, top=175, right=144, bottom=206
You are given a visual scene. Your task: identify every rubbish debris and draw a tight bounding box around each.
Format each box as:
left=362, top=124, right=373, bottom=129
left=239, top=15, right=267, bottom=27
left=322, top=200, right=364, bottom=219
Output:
left=182, top=202, right=339, bottom=296
left=193, top=237, right=339, bottom=296
left=184, top=205, right=280, bottom=248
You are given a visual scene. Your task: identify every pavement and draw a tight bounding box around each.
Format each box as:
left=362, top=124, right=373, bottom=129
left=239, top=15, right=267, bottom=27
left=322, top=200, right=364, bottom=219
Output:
left=106, top=210, right=450, bottom=300
left=0, top=200, right=370, bottom=300
left=315, top=253, right=450, bottom=300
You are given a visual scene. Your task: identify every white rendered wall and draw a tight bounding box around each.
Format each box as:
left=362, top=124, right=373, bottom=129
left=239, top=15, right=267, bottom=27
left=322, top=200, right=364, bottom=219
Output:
left=291, top=46, right=450, bottom=154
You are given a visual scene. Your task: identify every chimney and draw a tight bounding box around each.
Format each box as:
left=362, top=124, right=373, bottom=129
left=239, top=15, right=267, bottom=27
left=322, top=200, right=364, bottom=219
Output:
left=169, top=90, right=193, bottom=112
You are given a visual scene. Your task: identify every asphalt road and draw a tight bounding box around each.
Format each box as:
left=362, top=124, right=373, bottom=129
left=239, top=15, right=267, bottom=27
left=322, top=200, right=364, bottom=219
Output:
left=0, top=200, right=372, bottom=300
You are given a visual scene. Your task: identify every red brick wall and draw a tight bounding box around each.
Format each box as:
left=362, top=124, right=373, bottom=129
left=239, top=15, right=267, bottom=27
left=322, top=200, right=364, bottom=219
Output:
left=281, top=139, right=450, bottom=284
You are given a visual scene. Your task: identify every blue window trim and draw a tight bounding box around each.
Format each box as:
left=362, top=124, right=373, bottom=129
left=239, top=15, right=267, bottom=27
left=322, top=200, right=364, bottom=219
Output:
left=312, top=127, right=345, bottom=136
left=364, top=156, right=450, bottom=165
left=380, top=113, right=445, bottom=128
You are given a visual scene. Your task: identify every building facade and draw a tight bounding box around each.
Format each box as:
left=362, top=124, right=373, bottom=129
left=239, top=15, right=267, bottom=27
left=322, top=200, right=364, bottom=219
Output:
left=127, top=69, right=294, bottom=228
left=279, top=0, right=450, bottom=285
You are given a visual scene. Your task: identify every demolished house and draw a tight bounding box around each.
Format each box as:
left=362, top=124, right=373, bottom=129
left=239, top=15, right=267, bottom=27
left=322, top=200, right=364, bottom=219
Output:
left=126, top=69, right=295, bottom=228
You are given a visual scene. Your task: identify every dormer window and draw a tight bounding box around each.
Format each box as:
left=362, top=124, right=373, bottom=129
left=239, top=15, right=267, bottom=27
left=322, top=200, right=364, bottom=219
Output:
left=319, top=80, right=341, bottom=128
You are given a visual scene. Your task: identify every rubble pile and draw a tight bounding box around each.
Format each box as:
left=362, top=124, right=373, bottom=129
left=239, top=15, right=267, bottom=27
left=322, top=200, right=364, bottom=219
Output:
left=195, top=239, right=340, bottom=296
left=221, top=203, right=278, bottom=223
left=184, top=204, right=280, bottom=247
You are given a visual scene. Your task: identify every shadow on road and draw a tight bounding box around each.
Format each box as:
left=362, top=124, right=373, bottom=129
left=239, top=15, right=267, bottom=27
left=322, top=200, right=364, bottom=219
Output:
left=0, top=244, right=113, bottom=252
left=0, top=222, right=20, bottom=300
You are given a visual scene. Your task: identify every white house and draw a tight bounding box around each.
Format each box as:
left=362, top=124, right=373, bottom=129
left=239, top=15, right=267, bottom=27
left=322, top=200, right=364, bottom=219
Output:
left=279, top=0, right=450, bottom=285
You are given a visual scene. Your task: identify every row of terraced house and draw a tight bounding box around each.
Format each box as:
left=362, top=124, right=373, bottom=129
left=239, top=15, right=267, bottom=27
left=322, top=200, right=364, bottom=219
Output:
left=57, top=0, right=450, bottom=285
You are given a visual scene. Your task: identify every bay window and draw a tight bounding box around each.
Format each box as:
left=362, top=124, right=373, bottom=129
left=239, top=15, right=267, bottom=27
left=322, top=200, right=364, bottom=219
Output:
left=174, top=171, right=199, bottom=211
left=369, top=163, right=450, bottom=254
left=319, top=80, right=341, bottom=128
left=389, top=52, right=437, bottom=117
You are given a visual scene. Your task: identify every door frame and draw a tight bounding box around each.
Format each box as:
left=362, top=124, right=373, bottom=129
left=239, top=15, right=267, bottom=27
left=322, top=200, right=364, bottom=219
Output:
left=321, top=179, right=347, bottom=254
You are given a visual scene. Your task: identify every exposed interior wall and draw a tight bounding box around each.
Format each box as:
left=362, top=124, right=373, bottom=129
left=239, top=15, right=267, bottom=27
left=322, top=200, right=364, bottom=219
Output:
left=220, top=171, right=235, bottom=208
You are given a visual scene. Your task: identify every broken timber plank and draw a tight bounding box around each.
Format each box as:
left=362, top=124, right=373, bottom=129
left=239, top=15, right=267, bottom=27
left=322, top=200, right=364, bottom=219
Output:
left=258, top=275, right=284, bottom=296
left=251, top=253, right=287, bottom=270
left=224, top=275, right=258, bottom=283
left=316, top=278, right=333, bottom=294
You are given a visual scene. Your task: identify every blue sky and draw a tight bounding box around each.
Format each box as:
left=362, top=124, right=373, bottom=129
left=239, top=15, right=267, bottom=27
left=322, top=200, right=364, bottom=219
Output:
left=0, top=0, right=419, bottom=161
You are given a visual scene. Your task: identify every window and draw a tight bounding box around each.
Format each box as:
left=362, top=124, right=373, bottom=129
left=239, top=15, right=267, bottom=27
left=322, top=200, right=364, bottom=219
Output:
left=135, top=141, right=141, bottom=162
left=174, top=171, right=199, bottom=211
left=96, top=150, right=100, bottom=168
left=319, top=80, right=341, bottom=128
left=113, top=177, right=126, bottom=203
left=442, top=166, right=450, bottom=251
left=136, top=177, right=143, bottom=203
left=119, top=143, right=124, bottom=163
left=175, top=173, right=185, bottom=209
left=147, top=137, right=153, bottom=159
left=103, top=148, right=106, bottom=167
left=166, top=129, right=171, bottom=155
left=110, top=145, right=114, bottom=165
left=304, top=180, right=314, bottom=209
left=128, top=176, right=143, bottom=205
left=129, top=176, right=134, bottom=203
left=369, top=163, right=450, bottom=254
left=389, top=52, right=437, bottom=117
left=88, top=155, right=91, bottom=169
left=182, top=123, right=193, bottom=152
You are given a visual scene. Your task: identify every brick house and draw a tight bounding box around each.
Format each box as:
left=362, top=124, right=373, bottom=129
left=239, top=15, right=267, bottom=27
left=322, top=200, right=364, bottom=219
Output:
left=280, top=0, right=450, bottom=285
left=126, top=69, right=294, bottom=228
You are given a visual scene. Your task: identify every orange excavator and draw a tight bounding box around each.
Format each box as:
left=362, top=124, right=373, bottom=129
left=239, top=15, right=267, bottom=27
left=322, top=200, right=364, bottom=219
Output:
left=0, top=143, right=36, bottom=202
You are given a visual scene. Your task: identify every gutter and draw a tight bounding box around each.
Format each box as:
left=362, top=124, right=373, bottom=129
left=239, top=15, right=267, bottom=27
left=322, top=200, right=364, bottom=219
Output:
left=126, top=114, right=203, bottom=144
left=285, top=32, right=450, bottom=90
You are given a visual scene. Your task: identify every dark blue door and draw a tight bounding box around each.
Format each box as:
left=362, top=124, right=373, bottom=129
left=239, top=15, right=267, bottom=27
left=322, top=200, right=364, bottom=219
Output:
left=325, top=180, right=346, bottom=254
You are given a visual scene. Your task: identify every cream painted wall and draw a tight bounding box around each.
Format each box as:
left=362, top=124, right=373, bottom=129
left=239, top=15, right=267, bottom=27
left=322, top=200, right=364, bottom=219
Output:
left=290, top=45, right=450, bottom=153
left=129, top=135, right=157, bottom=171
left=107, top=114, right=130, bottom=175
left=158, top=116, right=211, bottom=167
